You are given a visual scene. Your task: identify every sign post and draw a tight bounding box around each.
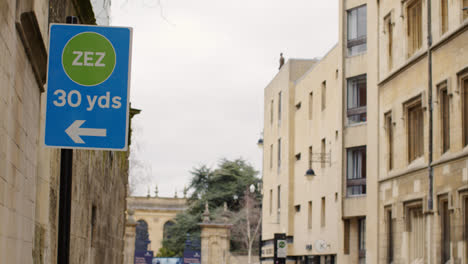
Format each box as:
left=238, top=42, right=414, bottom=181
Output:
left=274, top=233, right=286, bottom=264
left=47, top=18, right=132, bottom=264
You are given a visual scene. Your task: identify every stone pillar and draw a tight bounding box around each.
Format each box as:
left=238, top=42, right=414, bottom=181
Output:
left=123, top=209, right=137, bottom=264
left=199, top=203, right=232, bottom=264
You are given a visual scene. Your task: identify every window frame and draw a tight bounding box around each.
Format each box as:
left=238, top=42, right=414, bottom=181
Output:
left=309, top=92, right=313, bottom=120
left=385, top=112, right=394, bottom=171
left=269, top=189, right=273, bottom=215
left=406, top=0, right=423, bottom=57
left=384, top=13, right=394, bottom=70
left=278, top=92, right=282, bottom=125
left=438, top=82, right=450, bottom=154
left=321, top=197, right=326, bottom=227
left=385, top=207, right=394, bottom=264
left=358, top=218, right=366, bottom=263
left=406, top=98, right=424, bottom=163
left=440, top=0, right=449, bottom=35
left=346, top=146, right=367, bottom=196
left=347, top=4, right=367, bottom=56
left=404, top=201, right=425, bottom=262
left=347, top=74, right=367, bottom=124
left=460, top=71, right=468, bottom=147
left=270, top=100, right=274, bottom=125
left=277, top=185, right=281, bottom=223
left=321, top=81, right=327, bottom=111
left=463, top=0, right=468, bottom=21
left=321, top=138, right=326, bottom=169
left=308, top=201, right=313, bottom=229
left=277, top=138, right=281, bottom=171
left=438, top=196, right=451, bottom=263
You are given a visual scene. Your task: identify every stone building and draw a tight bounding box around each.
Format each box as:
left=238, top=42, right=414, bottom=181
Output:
left=0, top=0, right=137, bottom=263
left=377, top=0, right=468, bottom=263
left=126, top=195, right=187, bottom=254
left=260, top=0, right=468, bottom=263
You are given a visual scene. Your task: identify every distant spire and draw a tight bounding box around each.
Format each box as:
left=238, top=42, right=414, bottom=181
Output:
left=183, top=186, right=188, bottom=198
left=147, top=187, right=150, bottom=198
left=174, top=189, right=178, bottom=198
left=154, top=185, right=159, bottom=197
left=222, top=202, right=230, bottom=223
left=279, top=53, right=285, bottom=70
left=203, top=202, right=211, bottom=223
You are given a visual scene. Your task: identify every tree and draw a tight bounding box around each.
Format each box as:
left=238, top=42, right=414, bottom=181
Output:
left=159, top=158, right=260, bottom=257
left=229, top=189, right=262, bottom=264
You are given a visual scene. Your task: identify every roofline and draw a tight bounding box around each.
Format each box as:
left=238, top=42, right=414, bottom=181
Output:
left=263, top=58, right=319, bottom=91
left=294, top=43, right=339, bottom=84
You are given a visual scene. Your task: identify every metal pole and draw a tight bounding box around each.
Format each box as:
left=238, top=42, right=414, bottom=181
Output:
left=57, top=16, right=77, bottom=264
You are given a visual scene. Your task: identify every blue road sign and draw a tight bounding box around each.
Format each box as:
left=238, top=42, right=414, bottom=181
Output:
left=44, top=24, right=132, bottom=150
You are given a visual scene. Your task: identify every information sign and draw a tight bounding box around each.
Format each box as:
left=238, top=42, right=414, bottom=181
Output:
left=44, top=24, right=132, bottom=150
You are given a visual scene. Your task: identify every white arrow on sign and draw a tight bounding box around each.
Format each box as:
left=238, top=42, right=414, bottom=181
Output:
left=65, top=120, right=107, bottom=144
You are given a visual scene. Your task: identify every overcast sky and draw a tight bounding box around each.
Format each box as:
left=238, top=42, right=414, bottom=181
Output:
left=111, top=0, right=338, bottom=197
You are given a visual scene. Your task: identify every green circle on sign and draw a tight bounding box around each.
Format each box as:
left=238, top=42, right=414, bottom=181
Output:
left=278, top=241, right=286, bottom=248
left=62, top=32, right=116, bottom=86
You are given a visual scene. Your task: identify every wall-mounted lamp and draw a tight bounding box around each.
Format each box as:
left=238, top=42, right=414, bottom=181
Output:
left=305, top=168, right=316, bottom=177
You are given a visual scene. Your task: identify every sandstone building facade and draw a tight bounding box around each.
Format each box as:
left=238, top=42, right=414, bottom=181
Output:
left=0, top=0, right=136, bottom=263
left=260, top=0, right=468, bottom=263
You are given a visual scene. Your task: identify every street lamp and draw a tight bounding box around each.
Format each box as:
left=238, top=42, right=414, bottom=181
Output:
left=257, top=131, right=264, bottom=148
left=305, top=168, right=316, bottom=177
left=250, top=184, right=256, bottom=193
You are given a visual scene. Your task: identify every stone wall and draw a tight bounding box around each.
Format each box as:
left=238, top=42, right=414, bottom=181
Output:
left=0, top=0, right=49, bottom=263
left=68, top=150, right=129, bottom=263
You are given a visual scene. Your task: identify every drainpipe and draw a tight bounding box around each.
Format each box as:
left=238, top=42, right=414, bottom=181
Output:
left=427, top=0, right=434, bottom=211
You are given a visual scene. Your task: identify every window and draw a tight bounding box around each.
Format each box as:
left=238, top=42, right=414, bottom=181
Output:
left=347, top=75, right=367, bottom=124
left=278, top=92, right=282, bottom=124
left=440, top=199, right=451, bottom=263
left=270, top=100, right=274, bottom=125
left=441, top=0, right=448, bottom=34
left=309, top=92, right=313, bottom=120
left=386, top=113, right=394, bottom=170
left=308, top=201, right=312, bottom=229
left=308, top=146, right=313, bottom=170
left=269, top=189, right=273, bottom=215
left=277, top=186, right=281, bottom=223
left=358, top=219, right=366, bottom=264
left=462, top=74, right=468, bottom=146
left=347, top=146, right=367, bottom=196
left=277, top=139, right=281, bottom=170
left=407, top=205, right=424, bottom=262
left=321, top=197, right=326, bottom=227
left=407, top=0, right=422, bottom=56
left=384, top=14, right=393, bottom=69
left=321, top=81, right=326, bottom=110
left=347, top=5, right=367, bottom=56
left=135, top=220, right=150, bottom=251
left=163, top=221, right=175, bottom=240
left=344, top=220, right=350, bottom=254
left=270, top=144, right=273, bottom=169
left=386, top=209, right=395, bottom=264
left=407, top=101, right=424, bottom=162
left=439, top=84, right=450, bottom=153
left=464, top=0, right=468, bottom=20
left=321, top=139, right=326, bottom=168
